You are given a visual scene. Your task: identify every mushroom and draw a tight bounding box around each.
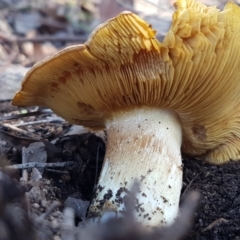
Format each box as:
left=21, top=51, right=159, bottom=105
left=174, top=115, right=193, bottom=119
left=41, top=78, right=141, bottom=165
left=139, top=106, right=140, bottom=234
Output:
left=12, top=0, right=240, bottom=227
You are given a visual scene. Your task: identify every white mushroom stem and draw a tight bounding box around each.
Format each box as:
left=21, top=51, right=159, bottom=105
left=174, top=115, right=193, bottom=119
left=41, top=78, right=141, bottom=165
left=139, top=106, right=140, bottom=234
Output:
left=88, top=107, right=183, bottom=227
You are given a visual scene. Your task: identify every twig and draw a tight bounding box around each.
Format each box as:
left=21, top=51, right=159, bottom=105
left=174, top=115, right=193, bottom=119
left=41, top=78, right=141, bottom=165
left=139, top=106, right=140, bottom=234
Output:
left=0, top=109, right=53, bottom=121
left=21, top=147, right=29, bottom=181
left=14, top=118, right=65, bottom=127
left=202, top=218, right=229, bottom=232
left=0, top=130, right=63, bottom=159
left=45, top=169, right=69, bottom=174
left=0, top=130, right=42, bottom=150
left=23, top=192, right=31, bottom=216
left=0, top=33, right=88, bottom=44
left=6, top=161, right=77, bottom=170
left=181, top=172, right=201, bottom=200
left=0, top=123, right=41, bottom=139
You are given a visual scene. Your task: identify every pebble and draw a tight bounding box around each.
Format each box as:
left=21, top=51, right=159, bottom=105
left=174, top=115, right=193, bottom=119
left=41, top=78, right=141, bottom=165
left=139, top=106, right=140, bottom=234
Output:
left=41, top=199, right=48, bottom=208
left=53, top=235, right=61, bottom=240
left=52, top=210, right=63, bottom=218
left=32, top=203, right=40, bottom=209
left=51, top=218, right=60, bottom=229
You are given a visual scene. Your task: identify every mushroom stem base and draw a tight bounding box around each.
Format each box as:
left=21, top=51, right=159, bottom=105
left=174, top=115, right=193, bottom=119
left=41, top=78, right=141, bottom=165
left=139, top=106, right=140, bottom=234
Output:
left=88, top=107, right=182, bottom=227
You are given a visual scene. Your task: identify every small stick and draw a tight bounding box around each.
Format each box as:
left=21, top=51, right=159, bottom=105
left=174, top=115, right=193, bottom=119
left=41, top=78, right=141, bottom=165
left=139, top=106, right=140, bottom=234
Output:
left=45, top=169, right=69, bottom=174
left=21, top=147, right=29, bottom=181
left=0, top=109, right=53, bottom=121
left=23, top=192, right=31, bottom=216
left=181, top=172, right=201, bottom=200
left=0, top=123, right=41, bottom=139
left=202, top=218, right=228, bottom=232
left=6, top=161, right=77, bottom=170
left=14, top=118, right=65, bottom=127
left=0, top=33, right=88, bottom=44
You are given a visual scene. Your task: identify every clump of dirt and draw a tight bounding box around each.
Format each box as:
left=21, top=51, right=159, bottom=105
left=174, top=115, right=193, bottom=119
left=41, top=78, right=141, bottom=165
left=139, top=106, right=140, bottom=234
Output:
left=182, top=159, right=240, bottom=240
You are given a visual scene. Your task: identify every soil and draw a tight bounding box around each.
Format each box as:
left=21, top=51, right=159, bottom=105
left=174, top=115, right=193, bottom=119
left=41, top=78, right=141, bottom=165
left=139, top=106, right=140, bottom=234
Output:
left=1, top=105, right=240, bottom=240
left=182, top=159, right=240, bottom=240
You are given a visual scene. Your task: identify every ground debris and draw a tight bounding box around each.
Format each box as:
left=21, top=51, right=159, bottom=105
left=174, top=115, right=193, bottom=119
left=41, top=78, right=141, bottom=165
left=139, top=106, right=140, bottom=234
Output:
left=1, top=1, right=240, bottom=239
left=0, top=173, right=199, bottom=240
left=202, top=218, right=229, bottom=232
left=64, top=197, right=89, bottom=220
left=183, top=159, right=240, bottom=239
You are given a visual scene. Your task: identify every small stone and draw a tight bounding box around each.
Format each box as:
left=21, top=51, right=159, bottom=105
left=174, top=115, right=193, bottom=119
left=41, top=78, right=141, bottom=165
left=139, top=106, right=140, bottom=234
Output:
left=41, top=200, right=48, bottom=208
left=51, top=219, right=60, bottom=229
left=53, top=235, right=61, bottom=240
left=52, top=210, right=63, bottom=218
left=32, top=203, right=40, bottom=209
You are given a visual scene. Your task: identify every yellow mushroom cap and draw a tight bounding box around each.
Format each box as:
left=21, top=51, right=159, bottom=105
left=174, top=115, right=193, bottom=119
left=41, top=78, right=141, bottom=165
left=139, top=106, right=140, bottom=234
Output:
left=12, top=12, right=169, bottom=129
left=12, top=0, right=240, bottom=164
left=163, top=0, right=240, bottom=164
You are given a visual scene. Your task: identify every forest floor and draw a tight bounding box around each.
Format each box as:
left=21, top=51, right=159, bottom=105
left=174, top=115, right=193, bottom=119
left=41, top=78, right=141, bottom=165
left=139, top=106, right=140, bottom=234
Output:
left=1, top=0, right=240, bottom=239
